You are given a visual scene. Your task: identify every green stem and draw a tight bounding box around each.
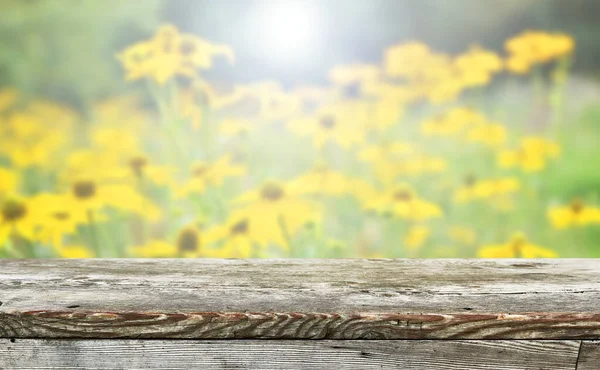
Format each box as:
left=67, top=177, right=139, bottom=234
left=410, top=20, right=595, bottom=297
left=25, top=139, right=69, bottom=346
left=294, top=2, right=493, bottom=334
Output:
left=277, top=214, right=295, bottom=257
left=549, top=57, right=571, bottom=135
left=87, top=210, right=101, bottom=257
left=10, top=229, right=34, bottom=258
left=4, top=236, right=27, bottom=258
left=147, top=78, right=189, bottom=167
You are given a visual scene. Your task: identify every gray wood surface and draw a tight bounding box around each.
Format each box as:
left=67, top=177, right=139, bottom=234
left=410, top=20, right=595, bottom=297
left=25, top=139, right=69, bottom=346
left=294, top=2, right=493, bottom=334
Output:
left=1, top=259, right=599, bottom=339
left=577, top=341, right=600, bottom=370
left=0, top=339, right=582, bottom=370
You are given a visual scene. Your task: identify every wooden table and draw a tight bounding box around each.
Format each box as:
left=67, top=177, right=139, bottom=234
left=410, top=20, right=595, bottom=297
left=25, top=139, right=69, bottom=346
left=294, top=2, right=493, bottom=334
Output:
left=1, top=259, right=599, bottom=369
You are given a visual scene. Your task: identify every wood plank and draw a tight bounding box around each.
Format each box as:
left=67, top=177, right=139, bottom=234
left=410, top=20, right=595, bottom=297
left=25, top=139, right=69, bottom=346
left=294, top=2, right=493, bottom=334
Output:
left=1, top=259, right=600, bottom=339
left=577, top=341, right=600, bottom=369
left=0, top=339, right=581, bottom=370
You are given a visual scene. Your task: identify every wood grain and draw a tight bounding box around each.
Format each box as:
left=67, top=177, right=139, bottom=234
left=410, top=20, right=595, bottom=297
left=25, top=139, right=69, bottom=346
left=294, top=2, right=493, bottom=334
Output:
left=577, top=341, right=600, bottom=369
left=1, top=259, right=599, bottom=339
left=0, top=339, right=582, bottom=370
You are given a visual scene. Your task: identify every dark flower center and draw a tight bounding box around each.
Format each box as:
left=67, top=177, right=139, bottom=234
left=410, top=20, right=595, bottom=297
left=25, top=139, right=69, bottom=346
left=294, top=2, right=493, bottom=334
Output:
left=319, top=115, right=336, bottom=129
left=129, top=156, right=148, bottom=178
left=53, top=212, right=70, bottom=221
left=313, top=163, right=329, bottom=173
left=261, top=183, right=285, bottom=201
left=177, top=228, right=199, bottom=252
left=464, top=174, right=476, bottom=187
left=157, top=29, right=177, bottom=54
left=192, top=165, right=208, bottom=178
left=511, top=237, right=526, bottom=257
left=570, top=199, right=584, bottom=214
left=230, top=219, right=249, bottom=235
left=179, top=40, right=197, bottom=56
left=393, top=190, right=412, bottom=202
left=433, top=114, right=445, bottom=125
left=73, top=181, right=97, bottom=200
left=517, top=149, right=528, bottom=160
left=1, top=199, right=27, bottom=222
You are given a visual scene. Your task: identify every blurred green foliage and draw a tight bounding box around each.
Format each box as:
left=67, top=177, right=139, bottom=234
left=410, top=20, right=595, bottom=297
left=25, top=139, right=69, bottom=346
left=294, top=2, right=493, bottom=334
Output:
left=0, top=0, right=161, bottom=104
left=1, top=0, right=599, bottom=102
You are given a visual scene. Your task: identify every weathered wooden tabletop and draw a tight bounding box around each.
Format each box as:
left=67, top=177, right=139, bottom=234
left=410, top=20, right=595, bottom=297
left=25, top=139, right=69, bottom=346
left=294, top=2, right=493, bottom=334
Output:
left=1, top=259, right=599, bottom=369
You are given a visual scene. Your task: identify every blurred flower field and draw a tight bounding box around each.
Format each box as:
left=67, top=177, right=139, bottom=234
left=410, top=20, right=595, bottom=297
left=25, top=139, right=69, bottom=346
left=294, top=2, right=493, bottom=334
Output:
left=1, top=25, right=599, bottom=258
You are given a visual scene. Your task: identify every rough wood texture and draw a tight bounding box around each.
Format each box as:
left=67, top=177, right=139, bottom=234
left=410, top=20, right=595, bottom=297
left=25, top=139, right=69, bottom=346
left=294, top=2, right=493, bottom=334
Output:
left=1, top=259, right=599, bottom=339
left=0, top=339, right=582, bottom=370
left=577, top=341, right=600, bottom=369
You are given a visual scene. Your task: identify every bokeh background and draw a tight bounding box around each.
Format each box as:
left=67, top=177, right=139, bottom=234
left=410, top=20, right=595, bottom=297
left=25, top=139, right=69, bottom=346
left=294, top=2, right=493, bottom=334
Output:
left=1, top=0, right=600, bottom=258
left=2, top=0, right=600, bottom=99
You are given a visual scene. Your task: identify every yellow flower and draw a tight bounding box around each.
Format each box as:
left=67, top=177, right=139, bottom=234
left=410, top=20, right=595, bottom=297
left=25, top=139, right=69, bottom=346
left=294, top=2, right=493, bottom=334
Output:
left=138, top=224, right=232, bottom=258
left=363, top=99, right=404, bottom=130
left=117, top=41, right=155, bottom=81
left=422, top=114, right=463, bottom=137
left=231, top=181, right=322, bottom=248
left=384, top=42, right=434, bottom=78
left=505, top=55, right=532, bottom=74
left=176, top=33, right=234, bottom=70
left=130, top=239, right=179, bottom=258
left=54, top=245, right=94, bottom=258
left=0, top=167, right=20, bottom=195
left=0, top=111, right=69, bottom=169
left=426, top=77, right=464, bottom=104
left=548, top=200, right=600, bottom=229
left=91, top=127, right=142, bottom=157
left=359, top=143, right=442, bottom=184
left=118, top=24, right=234, bottom=84
left=454, top=176, right=520, bottom=203
left=466, top=122, right=507, bottom=147
left=478, top=233, right=557, bottom=258
left=505, top=31, right=574, bottom=74
left=109, top=154, right=177, bottom=188
left=403, top=225, right=430, bottom=250
left=498, top=137, right=560, bottom=172
left=287, top=102, right=365, bottom=149
left=370, top=155, right=447, bottom=184
left=0, top=196, right=38, bottom=245
left=201, top=217, right=259, bottom=258
left=387, top=45, right=466, bottom=104
left=289, top=164, right=353, bottom=196
left=31, top=193, right=88, bottom=247
left=498, top=149, right=545, bottom=172
left=328, top=64, right=380, bottom=87
left=454, top=46, right=503, bottom=87
left=348, top=179, right=379, bottom=205
left=421, top=107, right=486, bottom=137
left=176, top=155, right=246, bottom=197
left=522, top=137, right=561, bottom=157
left=61, top=149, right=120, bottom=184
left=219, top=118, right=254, bottom=137
left=67, top=150, right=176, bottom=188
left=63, top=178, right=161, bottom=221
left=397, top=156, right=448, bottom=177
left=178, top=87, right=204, bottom=130
left=27, top=99, right=79, bottom=128
left=1, top=137, right=66, bottom=169
left=362, top=184, right=442, bottom=221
